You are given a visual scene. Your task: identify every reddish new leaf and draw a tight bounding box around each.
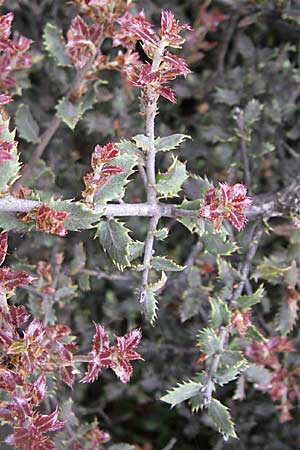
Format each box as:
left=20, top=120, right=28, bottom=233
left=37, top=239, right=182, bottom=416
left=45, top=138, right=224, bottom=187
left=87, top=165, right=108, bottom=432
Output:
left=0, top=233, right=8, bottom=266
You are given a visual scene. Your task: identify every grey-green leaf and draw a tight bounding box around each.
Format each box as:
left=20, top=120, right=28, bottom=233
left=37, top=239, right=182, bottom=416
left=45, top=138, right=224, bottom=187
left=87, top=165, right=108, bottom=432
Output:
left=152, top=256, right=185, bottom=272
left=208, top=398, right=237, bottom=439
left=161, top=381, right=201, bottom=408
left=156, top=158, right=188, bottom=198
left=95, top=219, right=132, bottom=270
left=209, top=297, right=230, bottom=328
left=155, top=134, right=191, bottom=152
left=15, top=104, right=40, bottom=143
left=43, top=23, right=71, bottom=67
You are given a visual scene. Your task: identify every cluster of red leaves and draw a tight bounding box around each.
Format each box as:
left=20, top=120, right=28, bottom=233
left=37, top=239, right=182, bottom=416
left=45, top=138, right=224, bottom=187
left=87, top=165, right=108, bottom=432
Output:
left=245, top=336, right=300, bottom=422
left=66, top=15, right=104, bottom=69
left=81, top=323, right=143, bottom=383
left=230, top=309, right=252, bottom=337
left=0, top=233, right=35, bottom=298
left=199, top=183, right=252, bottom=232
left=73, top=422, right=110, bottom=450
left=82, top=142, right=124, bottom=206
left=19, top=204, right=69, bottom=237
left=114, top=10, right=191, bottom=103
left=0, top=11, right=32, bottom=91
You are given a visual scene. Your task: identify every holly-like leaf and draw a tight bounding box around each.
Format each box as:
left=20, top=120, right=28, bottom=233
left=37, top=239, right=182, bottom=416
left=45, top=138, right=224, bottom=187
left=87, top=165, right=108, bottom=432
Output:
left=94, top=140, right=137, bottom=204
left=245, top=325, right=265, bottom=342
left=151, top=256, right=185, bottom=272
left=153, top=227, right=169, bottom=240
left=141, top=287, right=158, bottom=325
left=216, top=361, right=247, bottom=386
left=15, top=104, right=40, bottom=143
left=161, top=380, right=201, bottom=408
left=43, top=23, right=71, bottom=66
left=177, top=199, right=205, bottom=236
left=244, top=99, right=262, bottom=127
left=277, top=299, right=299, bottom=335
left=95, top=219, right=132, bottom=270
left=252, top=261, right=291, bottom=284
left=56, top=82, right=98, bottom=130
left=234, top=285, right=264, bottom=310
left=197, top=328, right=222, bottom=356
left=0, top=114, right=21, bottom=192
left=202, top=229, right=238, bottom=256
left=180, top=266, right=210, bottom=322
left=0, top=212, right=33, bottom=232
left=208, top=398, right=237, bottom=439
left=156, top=157, right=188, bottom=198
left=209, top=297, right=230, bottom=328
left=132, top=134, right=151, bottom=151
left=155, top=134, right=191, bottom=152
left=48, top=199, right=101, bottom=231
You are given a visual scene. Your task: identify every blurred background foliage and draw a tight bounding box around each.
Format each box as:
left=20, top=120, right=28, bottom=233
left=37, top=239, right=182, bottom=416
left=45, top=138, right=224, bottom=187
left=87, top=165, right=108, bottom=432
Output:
left=2, top=0, right=300, bottom=448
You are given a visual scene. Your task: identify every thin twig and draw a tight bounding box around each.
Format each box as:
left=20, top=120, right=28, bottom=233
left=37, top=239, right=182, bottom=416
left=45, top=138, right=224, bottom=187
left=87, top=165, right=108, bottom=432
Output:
left=234, top=107, right=251, bottom=192
left=201, top=222, right=263, bottom=406
left=13, top=39, right=104, bottom=190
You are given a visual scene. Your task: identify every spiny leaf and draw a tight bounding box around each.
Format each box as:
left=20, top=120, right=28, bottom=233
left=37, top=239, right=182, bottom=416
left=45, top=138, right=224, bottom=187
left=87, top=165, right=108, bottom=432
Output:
left=0, top=212, right=33, bottom=232
left=56, top=82, right=98, bottom=130
left=155, top=134, right=191, bottom=152
left=95, top=219, right=132, bottom=270
left=43, top=23, right=71, bottom=67
left=0, top=114, right=21, bottom=192
left=180, top=266, right=210, bottom=322
left=245, top=325, right=266, bottom=342
left=214, top=87, right=239, bottom=106
left=197, top=328, right=222, bottom=356
left=161, top=380, right=202, bottom=408
left=177, top=199, right=205, bottom=236
left=132, top=134, right=151, bottom=151
left=276, top=296, right=299, bottom=335
left=234, top=285, right=265, bottom=311
left=153, top=227, right=169, bottom=240
left=48, top=199, right=101, bottom=231
left=15, top=104, right=40, bottom=143
left=151, top=256, right=185, bottom=272
left=208, top=398, right=237, bottom=439
left=209, top=297, right=230, bottom=328
left=108, top=444, right=135, bottom=450
left=94, top=140, right=137, bottom=204
left=141, top=287, right=158, bottom=325
left=202, top=229, right=238, bottom=256
left=156, top=157, right=188, bottom=198
left=216, top=361, right=248, bottom=386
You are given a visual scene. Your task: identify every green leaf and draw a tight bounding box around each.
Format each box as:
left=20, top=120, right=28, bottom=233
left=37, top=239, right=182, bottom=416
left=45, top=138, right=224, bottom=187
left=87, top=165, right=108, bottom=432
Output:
left=244, top=364, right=272, bottom=385
left=277, top=298, right=299, bottom=335
left=0, top=212, right=32, bottom=232
left=234, top=285, right=265, bottom=310
left=141, top=287, right=158, bottom=325
left=208, top=398, right=237, bottom=439
left=43, top=23, right=71, bottom=67
left=94, top=140, right=137, bottom=204
left=155, top=134, right=191, bottom=152
left=15, top=104, right=40, bottom=143
left=132, top=134, right=151, bottom=151
left=70, top=242, right=86, bottom=274
left=209, top=297, right=230, bottom=328
left=252, top=261, right=291, bottom=284
left=202, top=229, right=238, bottom=256
left=95, top=219, right=132, bottom=270
left=161, top=380, right=201, bottom=408
left=0, top=114, right=21, bottom=192
left=56, top=83, right=98, bottom=130
left=177, top=199, right=205, bottom=236
left=48, top=199, right=101, bottom=231
left=141, top=272, right=167, bottom=325
left=244, top=99, right=263, bottom=127
left=151, top=256, right=185, bottom=272
left=216, top=362, right=247, bottom=386
left=153, top=227, right=169, bottom=240
left=245, top=325, right=266, bottom=342
left=180, top=266, right=210, bottom=322
left=156, top=157, right=188, bottom=198
left=197, top=328, right=222, bottom=356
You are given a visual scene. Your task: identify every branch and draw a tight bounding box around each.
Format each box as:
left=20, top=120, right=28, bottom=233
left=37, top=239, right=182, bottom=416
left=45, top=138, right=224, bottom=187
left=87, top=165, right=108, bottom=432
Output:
left=13, top=39, right=104, bottom=190
left=201, top=223, right=263, bottom=406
